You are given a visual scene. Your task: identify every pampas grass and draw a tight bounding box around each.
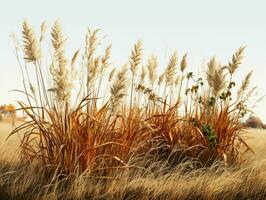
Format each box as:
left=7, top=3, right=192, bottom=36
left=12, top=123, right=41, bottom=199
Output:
left=50, top=20, right=74, bottom=104
left=206, top=57, right=226, bottom=96
left=164, top=51, right=178, bottom=86
left=147, top=55, right=158, bottom=88
left=227, top=46, right=246, bottom=75
left=180, top=53, right=188, bottom=72
left=110, top=65, right=128, bottom=112
left=129, top=40, right=142, bottom=113
left=22, top=20, right=42, bottom=62
left=3, top=20, right=260, bottom=199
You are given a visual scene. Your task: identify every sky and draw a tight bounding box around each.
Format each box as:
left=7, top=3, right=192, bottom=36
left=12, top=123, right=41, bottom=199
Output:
left=1, top=0, right=266, bottom=120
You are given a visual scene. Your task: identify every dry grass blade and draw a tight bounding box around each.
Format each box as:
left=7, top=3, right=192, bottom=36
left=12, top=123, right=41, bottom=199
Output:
left=147, top=55, right=158, bottom=86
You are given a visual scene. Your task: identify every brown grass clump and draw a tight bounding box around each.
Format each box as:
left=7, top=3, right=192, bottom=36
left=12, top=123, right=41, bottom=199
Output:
left=4, top=20, right=259, bottom=199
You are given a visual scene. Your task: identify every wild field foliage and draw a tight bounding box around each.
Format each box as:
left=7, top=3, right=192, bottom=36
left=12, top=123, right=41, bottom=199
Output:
left=9, top=20, right=256, bottom=181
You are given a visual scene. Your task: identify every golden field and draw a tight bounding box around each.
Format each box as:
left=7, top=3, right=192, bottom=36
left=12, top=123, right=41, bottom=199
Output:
left=1, top=121, right=266, bottom=199
left=0, top=122, right=19, bottom=160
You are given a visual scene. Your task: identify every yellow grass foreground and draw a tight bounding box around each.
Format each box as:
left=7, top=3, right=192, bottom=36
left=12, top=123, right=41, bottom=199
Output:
left=1, top=122, right=266, bottom=200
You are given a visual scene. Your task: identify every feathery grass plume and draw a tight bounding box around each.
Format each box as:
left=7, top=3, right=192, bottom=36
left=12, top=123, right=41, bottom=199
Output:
left=70, top=50, right=80, bottom=85
left=129, top=40, right=142, bottom=75
left=140, top=65, right=146, bottom=84
left=180, top=53, right=188, bottom=72
left=88, top=56, right=100, bottom=84
left=157, top=72, right=165, bottom=95
left=85, top=29, right=99, bottom=60
left=51, top=20, right=64, bottom=50
left=177, top=53, right=187, bottom=100
left=158, top=73, right=165, bottom=86
left=22, top=21, right=45, bottom=108
left=206, top=57, right=218, bottom=88
left=22, top=20, right=42, bottom=62
left=109, top=68, right=116, bottom=82
left=165, top=51, right=178, bottom=86
left=165, top=51, right=178, bottom=104
left=129, top=40, right=142, bottom=112
left=39, top=21, right=47, bottom=42
left=177, top=53, right=188, bottom=100
left=50, top=20, right=73, bottom=104
left=97, top=44, right=112, bottom=96
left=206, top=57, right=225, bottom=96
left=175, top=75, right=180, bottom=86
left=51, top=20, right=67, bottom=68
left=228, top=46, right=245, bottom=75
left=212, top=68, right=226, bottom=96
left=101, top=44, right=112, bottom=72
left=49, top=61, right=72, bottom=103
left=110, top=65, right=128, bottom=112
left=71, top=49, right=80, bottom=68
left=147, top=55, right=158, bottom=86
left=237, top=70, right=253, bottom=98
left=85, top=29, right=100, bottom=97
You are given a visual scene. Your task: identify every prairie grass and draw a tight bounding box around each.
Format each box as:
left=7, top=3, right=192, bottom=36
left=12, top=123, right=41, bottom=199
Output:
left=1, top=20, right=261, bottom=199
left=1, top=152, right=266, bottom=200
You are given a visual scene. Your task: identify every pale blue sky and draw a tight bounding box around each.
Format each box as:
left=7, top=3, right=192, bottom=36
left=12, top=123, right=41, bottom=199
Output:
left=1, top=0, right=266, bottom=119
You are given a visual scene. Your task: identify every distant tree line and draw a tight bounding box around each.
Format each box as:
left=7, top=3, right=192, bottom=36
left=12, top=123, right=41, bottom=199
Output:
left=0, top=104, right=16, bottom=121
left=243, top=115, right=266, bottom=129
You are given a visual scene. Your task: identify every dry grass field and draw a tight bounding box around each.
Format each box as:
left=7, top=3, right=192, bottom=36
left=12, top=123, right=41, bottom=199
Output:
left=243, top=128, right=266, bottom=161
left=0, top=122, right=20, bottom=161
left=1, top=122, right=266, bottom=199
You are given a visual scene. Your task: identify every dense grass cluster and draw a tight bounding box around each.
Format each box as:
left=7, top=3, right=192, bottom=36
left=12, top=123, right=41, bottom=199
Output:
left=3, top=20, right=259, bottom=199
